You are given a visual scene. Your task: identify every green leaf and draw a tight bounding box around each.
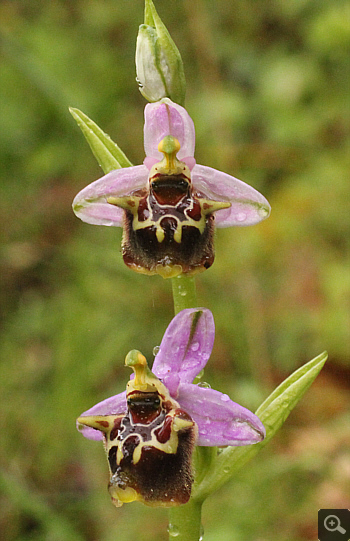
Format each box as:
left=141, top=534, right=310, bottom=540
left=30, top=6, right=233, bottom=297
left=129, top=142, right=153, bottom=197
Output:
left=193, top=351, right=328, bottom=501
left=69, top=108, right=133, bottom=174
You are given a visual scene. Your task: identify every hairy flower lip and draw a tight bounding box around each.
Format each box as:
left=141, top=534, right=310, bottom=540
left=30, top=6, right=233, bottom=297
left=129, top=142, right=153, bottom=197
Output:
left=73, top=98, right=270, bottom=229
left=77, top=308, right=265, bottom=447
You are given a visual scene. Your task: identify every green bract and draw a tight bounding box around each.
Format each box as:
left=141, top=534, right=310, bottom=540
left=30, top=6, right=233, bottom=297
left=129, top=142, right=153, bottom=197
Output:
left=193, top=351, right=328, bottom=501
left=69, top=108, right=132, bottom=173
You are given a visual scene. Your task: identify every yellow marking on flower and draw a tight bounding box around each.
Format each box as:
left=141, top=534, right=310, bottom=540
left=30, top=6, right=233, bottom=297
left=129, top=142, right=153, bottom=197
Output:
left=157, top=136, right=181, bottom=172
left=200, top=199, right=231, bottom=214
left=156, top=226, right=165, bottom=243
left=156, top=263, right=183, bottom=278
left=109, top=483, right=140, bottom=505
left=173, top=226, right=182, bottom=243
left=132, top=418, right=179, bottom=465
left=107, top=195, right=140, bottom=212
left=116, top=445, right=123, bottom=467
left=131, top=210, right=206, bottom=242
left=151, top=136, right=191, bottom=178
left=125, top=350, right=158, bottom=392
left=77, top=415, right=115, bottom=434
left=172, top=416, right=194, bottom=432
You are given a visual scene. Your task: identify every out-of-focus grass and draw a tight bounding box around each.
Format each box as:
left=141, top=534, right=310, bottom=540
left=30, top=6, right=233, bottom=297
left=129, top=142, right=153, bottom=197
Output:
left=0, top=1, right=349, bottom=540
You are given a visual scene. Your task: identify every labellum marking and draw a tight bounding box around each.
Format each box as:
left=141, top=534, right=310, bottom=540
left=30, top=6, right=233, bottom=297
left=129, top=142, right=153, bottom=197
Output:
left=107, top=136, right=230, bottom=278
left=77, top=350, right=197, bottom=507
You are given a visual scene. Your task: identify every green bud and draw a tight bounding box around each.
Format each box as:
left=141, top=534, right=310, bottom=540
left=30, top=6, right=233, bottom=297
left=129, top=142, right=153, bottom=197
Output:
left=136, top=0, right=186, bottom=105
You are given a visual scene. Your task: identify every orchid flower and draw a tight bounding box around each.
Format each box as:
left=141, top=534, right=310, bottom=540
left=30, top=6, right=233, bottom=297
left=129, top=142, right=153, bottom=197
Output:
left=73, top=99, right=270, bottom=278
left=77, top=308, right=265, bottom=508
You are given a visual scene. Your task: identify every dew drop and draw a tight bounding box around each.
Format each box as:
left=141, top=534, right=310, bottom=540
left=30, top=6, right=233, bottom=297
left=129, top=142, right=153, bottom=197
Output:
left=191, top=341, right=200, bottom=352
left=153, top=345, right=160, bottom=356
left=220, top=394, right=230, bottom=402
left=167, top=524, right=180, bottom=537
left=156, top=364, right=170, bottom=376
left=199, top=524, right=204, bottom=541
left=197, top=381, right=211, bottom=389
left=179, top=289, right=187, bottom=297
left=223, top=466, right=230, bottom=473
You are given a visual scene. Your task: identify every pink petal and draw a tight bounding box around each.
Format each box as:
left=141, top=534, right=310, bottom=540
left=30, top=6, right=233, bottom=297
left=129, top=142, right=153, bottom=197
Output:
left=143, top=99, right=195, bottom=162
left=72, top=165, right=148, bottom=226
left=152, top=309, right=215, bottom=397
left=192, top=164, right=271, bottom=227
left=177, top=383, right=265, bottom=446
left=77, top=391, right=127, bottom=440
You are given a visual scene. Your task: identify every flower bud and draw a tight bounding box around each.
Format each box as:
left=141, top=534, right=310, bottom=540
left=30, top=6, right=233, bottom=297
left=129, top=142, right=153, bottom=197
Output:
left=135, top=0, right=186, bottom=105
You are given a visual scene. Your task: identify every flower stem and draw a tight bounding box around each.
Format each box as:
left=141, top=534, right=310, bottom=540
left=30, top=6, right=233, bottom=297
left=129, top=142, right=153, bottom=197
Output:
left=168, top=500, right=203, bottom=541
left=171, top=275, right=197, bottom=314
left=169, top=275, right=205, bottom=539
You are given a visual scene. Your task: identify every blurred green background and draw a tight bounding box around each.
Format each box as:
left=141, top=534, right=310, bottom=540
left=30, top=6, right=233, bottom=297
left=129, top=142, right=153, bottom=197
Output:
left=1, top=0, right=349, bottom=540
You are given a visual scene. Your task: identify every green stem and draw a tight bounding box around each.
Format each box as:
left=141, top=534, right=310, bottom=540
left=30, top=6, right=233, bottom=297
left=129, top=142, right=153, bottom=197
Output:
left=168, top=499, right=203, bottom=541
left=169, top=274, right=207, bottom=539
left=171, top=275, right=197, bottom=314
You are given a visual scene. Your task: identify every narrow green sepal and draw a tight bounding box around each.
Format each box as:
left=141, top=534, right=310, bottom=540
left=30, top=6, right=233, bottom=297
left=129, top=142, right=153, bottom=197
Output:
left=193, top=351, right=328, bottom=501
left=69, top=107, right=133, bottom=174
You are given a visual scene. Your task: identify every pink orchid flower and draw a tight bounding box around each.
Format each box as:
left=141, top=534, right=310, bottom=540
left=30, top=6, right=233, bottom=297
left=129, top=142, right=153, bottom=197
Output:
left=73, top=99, right=270, bottom=277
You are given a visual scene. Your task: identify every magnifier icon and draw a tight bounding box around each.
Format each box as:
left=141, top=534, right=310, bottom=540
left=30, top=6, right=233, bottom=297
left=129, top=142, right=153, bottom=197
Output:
left=324, top=514, right=346, bottom=534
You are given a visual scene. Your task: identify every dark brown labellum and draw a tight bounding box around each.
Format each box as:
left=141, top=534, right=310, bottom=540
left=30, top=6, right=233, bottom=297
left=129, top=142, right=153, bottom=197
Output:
left=107, top=395, right=196, bottom=507
left=116, top=177, right=216, bottom=278
left=77, top=352, right=198, bottom=508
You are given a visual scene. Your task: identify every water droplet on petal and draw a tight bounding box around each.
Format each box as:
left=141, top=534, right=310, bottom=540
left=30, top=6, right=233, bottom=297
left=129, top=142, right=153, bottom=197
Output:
left=191, top=341, right=200, bottom=352
left=223, top=466, right=230, bottom=473
left=197, top=382, right=211, bottom=388
left=153, top=345, right=160, bottom=356
left=220, top=394, right=230, bottom=402
left=156, top=364, right=170, bottom=376
left=236, top=212, right=247, bottom=222
left=167, top=524, right=180, bottom=537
